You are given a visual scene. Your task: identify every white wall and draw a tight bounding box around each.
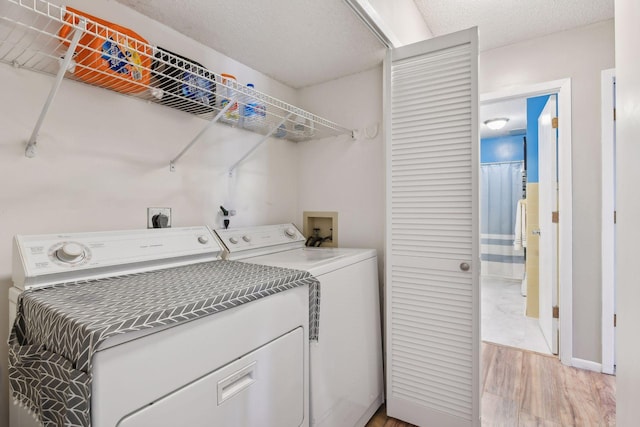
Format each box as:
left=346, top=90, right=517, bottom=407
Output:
left=0, top=1, right=300, bottom=425
left=479, top=20, right=615, bottom=363
left=297, top=68, right=385, bottom=278
left=614, top=0, right=640, bottom=424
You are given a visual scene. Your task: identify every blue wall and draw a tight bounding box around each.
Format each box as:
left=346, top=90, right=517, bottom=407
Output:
left=480, top=135, right=525, bottom=163
left=481, top=94, right=551, bottom=182
left=526, top=95, right=551, bottom=183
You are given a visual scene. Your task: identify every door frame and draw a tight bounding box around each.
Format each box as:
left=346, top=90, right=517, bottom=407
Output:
left=480, top=78, right=573, bottom=366
left=601, top=68, right=616, bottom=375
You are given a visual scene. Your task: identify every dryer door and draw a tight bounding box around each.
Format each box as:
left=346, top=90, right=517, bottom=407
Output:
left=118, top=327, right=304, bottom=427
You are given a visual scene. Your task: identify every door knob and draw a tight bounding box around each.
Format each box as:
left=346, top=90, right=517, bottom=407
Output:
left=460, top=262, right=470, bottom=272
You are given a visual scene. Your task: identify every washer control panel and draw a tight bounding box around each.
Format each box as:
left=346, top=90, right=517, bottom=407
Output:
left=214, top=224, right=305, bottom=258
left=13, top=226, right=222, bottom=290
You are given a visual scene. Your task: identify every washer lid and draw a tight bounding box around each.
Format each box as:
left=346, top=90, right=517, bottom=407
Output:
left=12, top=226, right=223, bottom=290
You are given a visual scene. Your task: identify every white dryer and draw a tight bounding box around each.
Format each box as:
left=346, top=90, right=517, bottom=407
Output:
left=214, top=223, right=384, bottom=427
left=9, top=226, right=311, bottom=427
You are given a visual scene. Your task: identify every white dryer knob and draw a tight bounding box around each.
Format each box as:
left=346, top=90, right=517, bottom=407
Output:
left=242, top=235, right=252, bottom=242
left=285, top=228, right=297, bottom=238
left=197, top=235, right=209, bottom=244
left=56, top=243, right=84, bottom=263
left=229, top=237, right=239, bottom=244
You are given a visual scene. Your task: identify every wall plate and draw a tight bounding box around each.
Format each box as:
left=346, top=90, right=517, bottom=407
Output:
left=147, top=207, right=172, bottom=228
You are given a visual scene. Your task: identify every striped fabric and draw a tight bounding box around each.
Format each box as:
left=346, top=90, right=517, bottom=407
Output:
left=481, top=233, right=525, bottom=278
left=481, top=161, right=525, bottom=279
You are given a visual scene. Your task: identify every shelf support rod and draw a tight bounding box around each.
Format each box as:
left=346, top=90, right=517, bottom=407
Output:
left=25, top=18, right=86, bottom=158
left=228, top=113, right=293, bottom=176
left=170, top=98, right=237, bottom=171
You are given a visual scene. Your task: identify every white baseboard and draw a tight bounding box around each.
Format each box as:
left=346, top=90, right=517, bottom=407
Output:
left=571, top=357, right=602, bottom=373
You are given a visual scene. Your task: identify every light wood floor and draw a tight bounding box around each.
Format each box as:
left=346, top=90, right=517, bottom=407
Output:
left=366, top=342, right=616, bottom=427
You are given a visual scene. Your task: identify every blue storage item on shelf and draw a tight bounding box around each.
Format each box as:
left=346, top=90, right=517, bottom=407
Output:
left=151, top=47, right=215, bottom=115
left=242, top=83, right=267, bottom=131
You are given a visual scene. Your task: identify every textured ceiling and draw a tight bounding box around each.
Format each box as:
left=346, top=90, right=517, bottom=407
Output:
left=115, top=0, right=614, bottom=89
left=414, top=0, right=614, bottom=51
left=115, top=0, right=386, bottom=89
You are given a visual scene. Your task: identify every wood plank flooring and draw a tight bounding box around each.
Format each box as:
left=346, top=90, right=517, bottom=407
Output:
left=366, top=342, right=616, bottom=426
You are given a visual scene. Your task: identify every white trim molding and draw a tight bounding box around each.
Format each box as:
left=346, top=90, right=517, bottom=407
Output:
left=342, top=0, right=401, bottom=48
left=601, top=68, right=616, bottom=375
left=572, top=358, right=603, bottom=373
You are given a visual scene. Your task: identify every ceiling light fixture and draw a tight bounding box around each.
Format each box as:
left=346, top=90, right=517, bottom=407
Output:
left=484, top=118, right=510, bottom=130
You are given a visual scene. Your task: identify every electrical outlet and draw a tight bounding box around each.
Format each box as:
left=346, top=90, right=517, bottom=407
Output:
left=147, top=207, right=172, bottom=228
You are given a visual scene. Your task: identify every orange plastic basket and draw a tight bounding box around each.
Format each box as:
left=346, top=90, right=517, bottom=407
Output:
left=58, top=7, right=152, bottom=94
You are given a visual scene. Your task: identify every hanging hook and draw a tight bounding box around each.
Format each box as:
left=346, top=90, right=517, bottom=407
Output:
left=364, top=123, right=379, bottom=139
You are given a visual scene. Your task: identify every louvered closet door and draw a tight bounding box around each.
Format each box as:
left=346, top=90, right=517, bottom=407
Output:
left=385, top=28, right=479, bottom=427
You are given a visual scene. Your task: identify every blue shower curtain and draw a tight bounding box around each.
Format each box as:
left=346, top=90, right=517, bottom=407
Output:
left=481, top=161, right=525, bottom=279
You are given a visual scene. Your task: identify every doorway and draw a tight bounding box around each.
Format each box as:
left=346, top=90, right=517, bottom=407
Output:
left=480, top=78, right=573, bottom=365
left=480, top=95, right=551, bottom=355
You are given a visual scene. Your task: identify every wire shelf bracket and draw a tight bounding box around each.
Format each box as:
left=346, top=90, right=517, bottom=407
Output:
left=228, top=112, right=293, bottom=177
left=169, top=97, right=237, bottom=172
left=25, top=17, right=86, bottom=158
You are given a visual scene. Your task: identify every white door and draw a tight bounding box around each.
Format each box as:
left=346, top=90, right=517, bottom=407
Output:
left=538, top=95, right=559, bottom=354
left=385, top=28, right=480, bottom=426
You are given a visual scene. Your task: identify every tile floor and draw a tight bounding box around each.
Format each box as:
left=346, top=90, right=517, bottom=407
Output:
left=481, top=276, right=552, bottom=354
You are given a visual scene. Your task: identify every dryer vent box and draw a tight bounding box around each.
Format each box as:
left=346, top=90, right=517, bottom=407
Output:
left=303, top=211, right=338, bottom=248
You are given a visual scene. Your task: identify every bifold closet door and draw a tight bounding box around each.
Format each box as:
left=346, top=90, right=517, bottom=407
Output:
left=385, top=28, right=480, bottom=427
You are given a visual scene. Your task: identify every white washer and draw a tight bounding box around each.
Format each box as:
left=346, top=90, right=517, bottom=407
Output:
left=9, top=226, right=310, bottom=427
left=214, top=223, right=384, bottom=427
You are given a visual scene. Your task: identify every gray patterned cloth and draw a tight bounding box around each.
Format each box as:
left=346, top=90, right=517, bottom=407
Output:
left=8, top=260, right=320, bottom=427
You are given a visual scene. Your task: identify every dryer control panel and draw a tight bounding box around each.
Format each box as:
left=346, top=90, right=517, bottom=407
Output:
left=13, top=226, right=222, bottom=290
left=213, top=224, right=305, bottom=259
